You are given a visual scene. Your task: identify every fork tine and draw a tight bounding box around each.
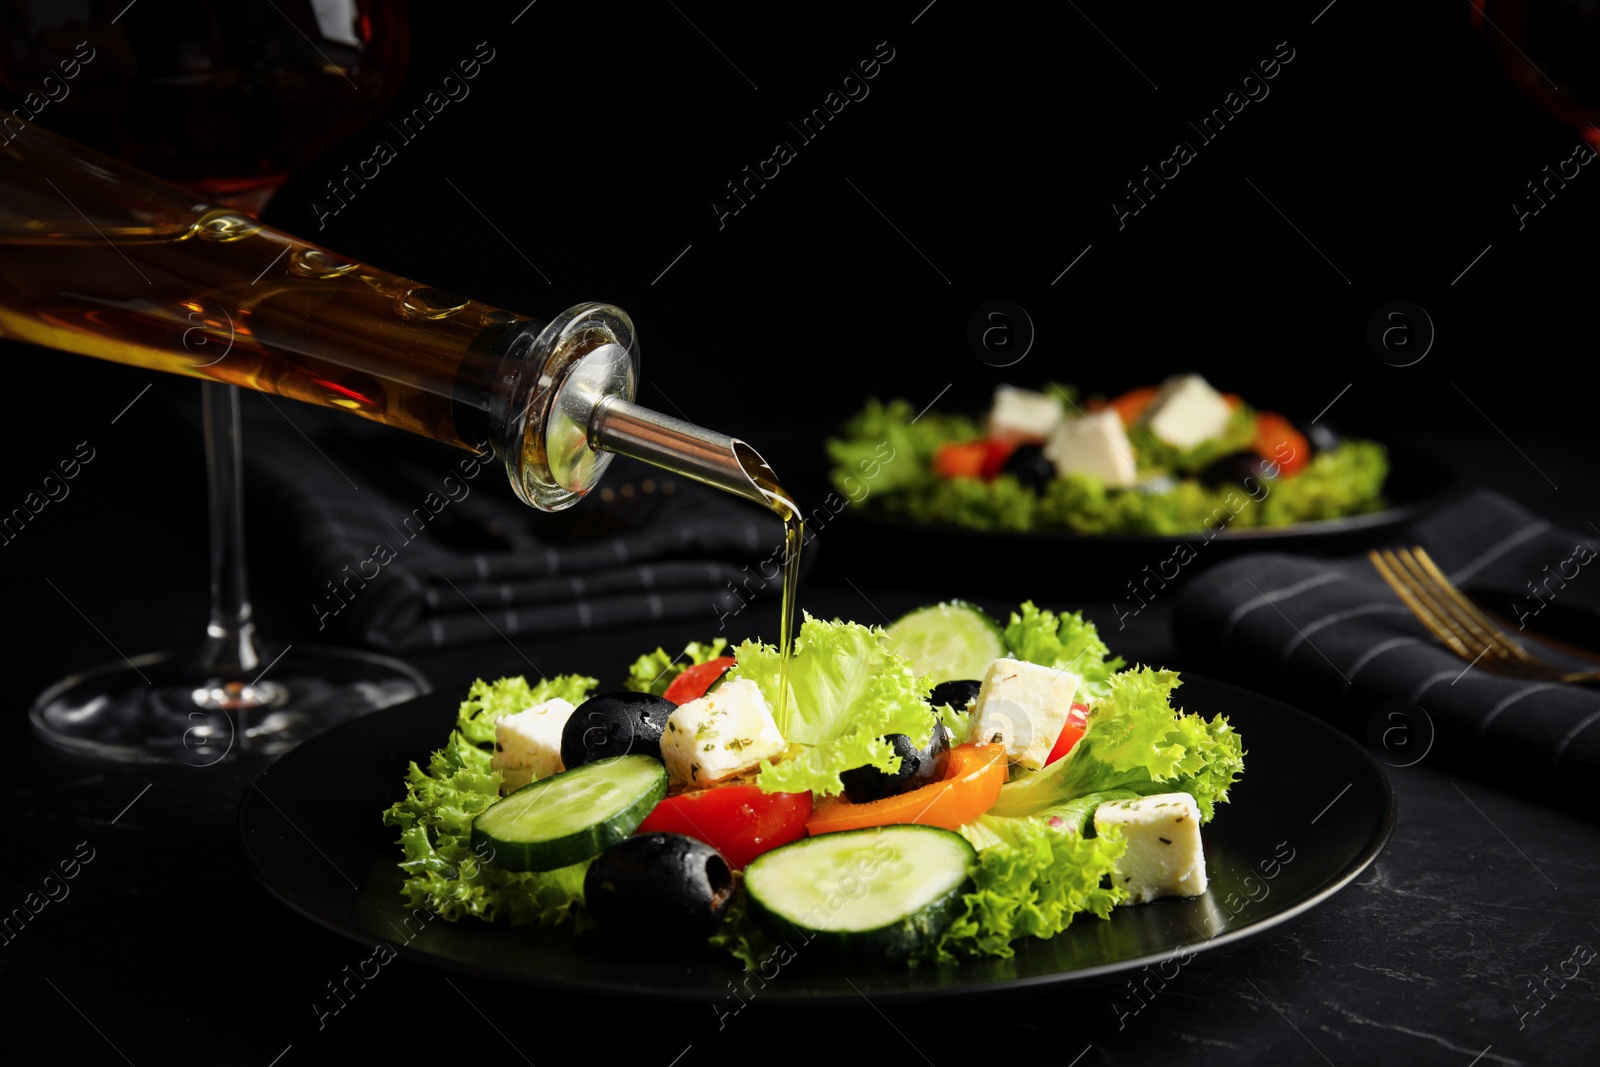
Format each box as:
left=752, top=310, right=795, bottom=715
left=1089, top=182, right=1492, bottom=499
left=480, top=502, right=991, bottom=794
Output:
left=1390, top=548, right=1502, bottom=658
left=1406, top=547, right=1533, bottom=663
left=1391, top=547, right=1510, bottom=662
left=1369, top=549, right=1475, bottom=658
left=1371, top=547, right=1589, bottom=685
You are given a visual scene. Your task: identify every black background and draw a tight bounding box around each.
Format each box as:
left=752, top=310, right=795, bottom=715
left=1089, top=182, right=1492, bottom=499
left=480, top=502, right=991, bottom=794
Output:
left=4, top=2, right=1600, bottom=1064
left=7, top=0, right=1595, bottom=652
left=263, top=0, right=1597, bottom=438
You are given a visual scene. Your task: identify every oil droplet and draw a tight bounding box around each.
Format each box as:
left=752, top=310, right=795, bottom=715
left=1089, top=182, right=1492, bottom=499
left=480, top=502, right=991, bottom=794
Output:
left=481, top=309, right=520, bottom=326
left=289, top=247, right=358, bottom=278
left=191, top=209, right=261, bottom=242
left=398, top=287, right=469, bottom=320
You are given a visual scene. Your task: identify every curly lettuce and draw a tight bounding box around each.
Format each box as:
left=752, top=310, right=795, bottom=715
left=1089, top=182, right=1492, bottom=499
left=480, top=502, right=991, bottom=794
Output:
left=990, top=667, right=1244, bottom=821
left=826, top=398, right=979, bottom=499
left=728, top=614, right=935, bottom=797
left=623, top=639, right=729, bottom=697
left=930, top=792, right=1134, bottom=961
left=1003, top=601, right=1125, bottom=703
left=382, top=675, right=597, bottom=925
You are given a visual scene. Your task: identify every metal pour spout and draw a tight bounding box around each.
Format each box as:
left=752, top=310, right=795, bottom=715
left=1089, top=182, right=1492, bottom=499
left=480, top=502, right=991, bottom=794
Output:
left=589, top=395, right=784, bottom=514
left=539, top=340, right=786, bottom=515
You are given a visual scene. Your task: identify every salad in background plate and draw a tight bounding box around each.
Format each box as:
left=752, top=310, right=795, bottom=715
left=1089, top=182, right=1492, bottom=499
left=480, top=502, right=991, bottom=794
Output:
left=382, top=602, right=1245, bottom=966
left=828, top=375, right=1388, bottom=535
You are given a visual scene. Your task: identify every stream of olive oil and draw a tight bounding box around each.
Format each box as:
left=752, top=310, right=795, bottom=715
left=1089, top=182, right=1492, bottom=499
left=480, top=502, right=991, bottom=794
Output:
left=737, top=448, right=802, bottom=725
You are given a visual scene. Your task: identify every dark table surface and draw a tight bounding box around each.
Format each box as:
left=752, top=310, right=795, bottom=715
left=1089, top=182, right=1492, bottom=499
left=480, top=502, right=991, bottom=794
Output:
left=6, top=1, right=1600, bottom=1060
left=2, top=368, right=1597, bottom=1066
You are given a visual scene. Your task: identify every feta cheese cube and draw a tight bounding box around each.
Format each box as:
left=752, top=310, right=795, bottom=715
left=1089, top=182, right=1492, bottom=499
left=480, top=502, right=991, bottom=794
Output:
left=1139, top=374, right=1233, bottom=450
left=1094, top=792, right=1208, bottom=904
left=988, top=385, right=1064, bottom=442
left=970, top=658, right=1080, bottom=770
left=660, top=678, right=787, bottom=787
left=491, top=697, right=577, bottom=792
left=1043, top=409, right=1139, bottom=488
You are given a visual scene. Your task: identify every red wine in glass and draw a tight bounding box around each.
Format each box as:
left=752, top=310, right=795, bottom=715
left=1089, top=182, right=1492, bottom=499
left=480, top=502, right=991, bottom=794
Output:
left=2, top=1, right=428, bottom=762
left=1471, top=0, right=1600, bottom=148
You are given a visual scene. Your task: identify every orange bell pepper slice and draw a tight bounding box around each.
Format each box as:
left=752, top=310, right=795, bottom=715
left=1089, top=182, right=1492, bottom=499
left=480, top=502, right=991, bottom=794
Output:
left=933, top=441, right=990, bottom=479
left=1108, top=386, right=1159, bottom=426
left=807, top=744, right=1007, bottom=835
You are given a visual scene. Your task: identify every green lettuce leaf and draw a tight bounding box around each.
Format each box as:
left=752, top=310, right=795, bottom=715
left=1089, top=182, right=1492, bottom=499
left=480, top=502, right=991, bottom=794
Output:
left=1003, top=601, right=1125, bottom=702
left=706, top=880, right=778, bottom=971
left=989, top=667, right=1244, bottom=821
left=826, top=398, right=979, bottom=499
left=623, top=639, right=729, bottom=697
left=936, top=698, right=972, bottom=746
left=382, top=675, right=599, bottom=925
left=1036, top=787, right=1142, bottom=836
left=929, top=798, right=1131, bottom=961
left=454, top=674, right=596, bottom=748
left=728, top=614, right=935, bottom=796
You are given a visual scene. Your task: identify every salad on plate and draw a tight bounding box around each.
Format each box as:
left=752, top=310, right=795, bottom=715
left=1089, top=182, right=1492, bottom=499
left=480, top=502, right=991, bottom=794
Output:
left=828, top=374, right=1388, bottom=535
left=382, top=601, right=1245, bottom=966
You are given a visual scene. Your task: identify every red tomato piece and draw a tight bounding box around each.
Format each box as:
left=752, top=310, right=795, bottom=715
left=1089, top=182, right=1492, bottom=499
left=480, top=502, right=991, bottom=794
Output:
left=1252, top=412, right=1310, bottom=477
left=635, top=785, right=812, bottom=869
left=978, top=439, right=1017, bottom=480
left=663, top=657, right=735, bottom=705
left=1045, top=702, right=1090, bottom=765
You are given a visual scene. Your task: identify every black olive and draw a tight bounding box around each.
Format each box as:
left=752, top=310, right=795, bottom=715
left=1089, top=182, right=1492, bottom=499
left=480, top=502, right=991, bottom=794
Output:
left=560, top=691, right=675, bottom=768
left=928, top=679, right=981, bottom=713
left=840, top=725, right=951, bottom=804
left=1195, top=450, right=1269, bottom=491
left=584, top=833, right=734, bottom=945
left=1001, top=444, right=1057, bottom=492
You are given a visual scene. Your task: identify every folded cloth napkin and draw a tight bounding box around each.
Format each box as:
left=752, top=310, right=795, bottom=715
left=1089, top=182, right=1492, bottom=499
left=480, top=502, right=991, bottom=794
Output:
left=238, top=400, right=801, bottom=651
left=1173, top=489, right=1600, bottom=812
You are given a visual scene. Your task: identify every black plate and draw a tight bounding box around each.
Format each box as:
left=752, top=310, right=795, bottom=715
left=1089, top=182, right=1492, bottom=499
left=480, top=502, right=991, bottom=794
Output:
left=238, top=675, right=1393, bottom=1002
left=821, top=437, right=1457, bottom=593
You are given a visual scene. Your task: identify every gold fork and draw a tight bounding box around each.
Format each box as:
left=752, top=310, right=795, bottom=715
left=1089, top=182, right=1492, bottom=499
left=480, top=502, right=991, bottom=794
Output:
left=1369, top=547, right=1600, bottom=686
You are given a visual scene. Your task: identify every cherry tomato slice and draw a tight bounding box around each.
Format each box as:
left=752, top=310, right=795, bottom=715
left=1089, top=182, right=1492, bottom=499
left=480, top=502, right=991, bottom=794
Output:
left=663, top=657, right=735, bottom=705
left=1045, top=702, right=1090, bottom=765
left=1252, top=412, right=1310, bottom=477
left=978, top=439, right=1018, bottom=480
left=806, top=744, right=1007, bottom=835
left=636, top=785, right=812, bottom=870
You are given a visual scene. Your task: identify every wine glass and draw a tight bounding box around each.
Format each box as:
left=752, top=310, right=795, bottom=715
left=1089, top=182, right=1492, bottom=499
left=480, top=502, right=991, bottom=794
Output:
left=3, top=1, right=429, bottom=762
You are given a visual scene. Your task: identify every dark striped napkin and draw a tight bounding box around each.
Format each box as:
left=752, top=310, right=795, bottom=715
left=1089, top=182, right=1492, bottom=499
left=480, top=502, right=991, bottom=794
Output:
left=1173, top=490, right=1600, bottom=812
left=239, top=399, right=794, bottom=651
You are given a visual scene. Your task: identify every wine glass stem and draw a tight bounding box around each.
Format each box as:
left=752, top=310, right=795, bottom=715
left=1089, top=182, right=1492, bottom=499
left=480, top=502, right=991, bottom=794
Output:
left=198, top=382, right=263, bottom=677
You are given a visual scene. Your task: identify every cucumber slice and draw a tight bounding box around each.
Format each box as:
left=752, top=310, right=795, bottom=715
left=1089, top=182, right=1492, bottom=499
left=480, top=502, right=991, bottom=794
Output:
left=471, top=755, right=667, bottom=872
left=883, top=600, right=1006, bottom=684
left=743, top=825, right=975, bottom=959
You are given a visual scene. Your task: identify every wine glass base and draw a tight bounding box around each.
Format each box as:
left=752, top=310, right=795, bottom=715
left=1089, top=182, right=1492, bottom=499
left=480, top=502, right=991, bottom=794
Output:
left=30, top=646, right=429, bottom=765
